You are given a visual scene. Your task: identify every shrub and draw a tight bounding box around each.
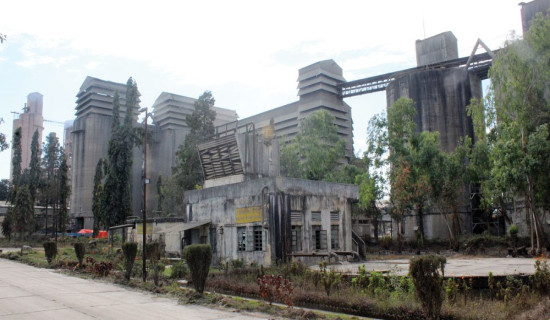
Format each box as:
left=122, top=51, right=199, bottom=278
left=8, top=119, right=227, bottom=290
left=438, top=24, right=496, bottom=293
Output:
left=409, top=255, right=446, bottom=320
left=532, top=259, right=550, bottom=295
left=183, top=244, right=212, bottom=294
left=508, top=223, right=519, bottom=246
left=319, top=260, right=341, bottom=297
left=230, top=258, right=244, bottom=269
left=122, top=242, right=138, bottom=280
left=85, top=256, right=113, bottom=277
left=146, top=242, right=162, bottom=285
left=170, top=260, right=188, bottom=279
left=43, top=241, right=57, bottom=264
left=380, top=235, right=392, bottom=250
left=257, top=274, right=294, bottom=306
left=73, top=243, right=85, bottom=267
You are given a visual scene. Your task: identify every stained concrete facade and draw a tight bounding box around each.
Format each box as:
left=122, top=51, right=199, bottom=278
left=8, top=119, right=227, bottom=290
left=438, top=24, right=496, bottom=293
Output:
left=184, top=176, right=358, bottom=266
left=239, top=60, right=354, bottom=159
left=10, top=92, right=44, bottom=181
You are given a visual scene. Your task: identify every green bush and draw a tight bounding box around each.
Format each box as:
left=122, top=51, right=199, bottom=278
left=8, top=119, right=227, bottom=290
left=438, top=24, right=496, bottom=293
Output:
left=409, top=255, right=446, bottom=320
left=170, top=260, right=188, bottom=279
left=183, top=244, right=212, bottom=294
left=380, top=235, right=392, bottom=250
left=122, top=242, right=138, bottom=280
left=146, top=242, right=162, bottom=285
left=73, top=243, right=85, bottom=266
left=532, top=259, right=550, bottom=295
left=43, top=241, right=57, bottom=264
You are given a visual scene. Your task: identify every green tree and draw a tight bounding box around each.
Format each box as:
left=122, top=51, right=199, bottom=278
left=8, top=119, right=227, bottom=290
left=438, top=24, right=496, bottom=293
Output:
left=9, top=127, right=22, bottom=202
left=0, top=118, right=8, bottom=151
left=57, top=148, right=70, bottom=234
left=366, top=98, right=448, bottom=245
left=160, top=176, right=184, bottom=216
left=28, top=130, right=41, bottom=203
left=173, top=91, right=217, bottom=191
left=102, top=79, right=139, bottom=228
left=363, top=112, right=390, bottom=242
left=92, top=158, right=105, bottom=235
left=13, top=185, right=34, bottom=239
left=40, top=132, right=60, bottom=235
left=156, top=175, right=163, bottom=214
left=280, top=110, right=346, bottom=181
left=386, top=98, right=439, bottom=244
left=0, top=179, right=10, bottom=201
left=475, top=13, right=550, bottom=253
left=2, top=209, right=12, bottom=241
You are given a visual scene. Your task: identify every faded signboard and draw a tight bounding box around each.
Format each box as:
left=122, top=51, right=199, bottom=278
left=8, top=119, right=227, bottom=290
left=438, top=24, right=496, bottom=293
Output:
left=236, top=206, right=262, bottom=224
left=136, top=223, right=153, bottom=235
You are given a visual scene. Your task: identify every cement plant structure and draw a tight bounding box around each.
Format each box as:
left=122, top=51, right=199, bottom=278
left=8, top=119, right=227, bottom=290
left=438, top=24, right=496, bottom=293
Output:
left=64, top=0, right=549, bottom=241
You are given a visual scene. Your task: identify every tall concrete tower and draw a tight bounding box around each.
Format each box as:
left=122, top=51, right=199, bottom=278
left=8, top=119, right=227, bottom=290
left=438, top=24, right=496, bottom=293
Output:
left=11, top=92, right=44, bottom=181
left=387, top=32, right=480, bottom=152
left=70, top=77, right=141, bottom=229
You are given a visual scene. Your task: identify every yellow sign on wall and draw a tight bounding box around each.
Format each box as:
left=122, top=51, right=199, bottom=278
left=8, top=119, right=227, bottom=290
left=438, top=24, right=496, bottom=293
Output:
left=236, top=206, right=262, bottom=224
left=136, top=223, right=153, bottom=235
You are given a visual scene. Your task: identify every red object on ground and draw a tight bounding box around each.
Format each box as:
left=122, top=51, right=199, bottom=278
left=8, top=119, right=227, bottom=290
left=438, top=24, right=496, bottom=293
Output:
left=77, top=229, right=93, bottom=234
left=97, top=231, right=108, bottom=239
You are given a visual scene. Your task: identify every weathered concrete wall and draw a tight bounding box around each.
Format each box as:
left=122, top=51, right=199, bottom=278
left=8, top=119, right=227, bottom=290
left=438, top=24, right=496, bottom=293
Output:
left=415, top=31, right=458, bottom=66
left=70, top=113, right=112, bottom=228
left=520, top=0, right=550, bottom=34
left=184, top=177, right=358, bottom=266
left=386, top=68, right=481, bottom=152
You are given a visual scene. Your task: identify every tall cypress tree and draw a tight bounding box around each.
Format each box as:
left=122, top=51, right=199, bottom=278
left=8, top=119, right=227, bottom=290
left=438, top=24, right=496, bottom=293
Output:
left=92, top=158, right=105, bottom=235
left=57, top=147, right=70, bottom=234
left=173, top=91, right=217, bottom=191
left=28, top=130, right=41, bottom=203
left=102, top=78, right=138, bottom=227
left=41, top=132, right=60, bottom=234
left=10, top=127, right=22, bottom=195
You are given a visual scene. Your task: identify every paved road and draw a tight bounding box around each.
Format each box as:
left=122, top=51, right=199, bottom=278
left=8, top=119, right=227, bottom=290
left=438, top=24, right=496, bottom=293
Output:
left=0, top=259, right=268, bottom=320
left=312, top=257, right=541, bottom=277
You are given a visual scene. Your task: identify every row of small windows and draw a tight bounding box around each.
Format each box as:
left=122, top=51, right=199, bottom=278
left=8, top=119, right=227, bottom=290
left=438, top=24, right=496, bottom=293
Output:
left=291, top=211, right=340, bottom=223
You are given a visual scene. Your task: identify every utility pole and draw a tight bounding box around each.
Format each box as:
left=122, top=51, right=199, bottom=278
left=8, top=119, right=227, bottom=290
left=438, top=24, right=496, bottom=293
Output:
left=139, top=107, right=150, bottom=282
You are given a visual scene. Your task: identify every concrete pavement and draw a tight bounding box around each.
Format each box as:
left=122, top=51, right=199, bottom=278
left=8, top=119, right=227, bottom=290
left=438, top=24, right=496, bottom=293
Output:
left=0, top=258, right=269, bottom=320
left=312, top=257, right=542, bottom=277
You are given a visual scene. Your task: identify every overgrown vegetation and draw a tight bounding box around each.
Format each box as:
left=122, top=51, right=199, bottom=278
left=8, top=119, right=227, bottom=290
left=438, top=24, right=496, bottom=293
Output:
left=2, top=242, right=550, bottom=320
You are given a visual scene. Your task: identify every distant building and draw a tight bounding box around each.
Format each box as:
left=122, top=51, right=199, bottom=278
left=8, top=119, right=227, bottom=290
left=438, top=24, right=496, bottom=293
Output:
left=11, top=92, right=44, bottom=181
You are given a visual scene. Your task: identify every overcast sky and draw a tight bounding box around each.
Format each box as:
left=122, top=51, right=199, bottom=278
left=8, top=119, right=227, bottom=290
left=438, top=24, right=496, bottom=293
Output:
left=0, top=0, right=524, bottom=180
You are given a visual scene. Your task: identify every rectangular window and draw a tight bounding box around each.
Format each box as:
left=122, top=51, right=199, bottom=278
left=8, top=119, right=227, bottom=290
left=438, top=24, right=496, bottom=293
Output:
left=291, top=211, right=302, bottom=223
left=312, top=225, right=327, bottom=250
left=237, top=227, right=246, bottom=251
left=331, top=225, right=339, bottom=250
left=291, top=225, right=302, bottom=252
left=330, top=211, right=340, bottom=222
left=254, top=226, right=263, bottom=251
left=312, top=211, right=321, bottom=223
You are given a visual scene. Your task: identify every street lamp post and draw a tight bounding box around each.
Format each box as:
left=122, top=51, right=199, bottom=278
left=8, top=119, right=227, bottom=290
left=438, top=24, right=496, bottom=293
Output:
left=139, top=107, right=150, bottom=282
